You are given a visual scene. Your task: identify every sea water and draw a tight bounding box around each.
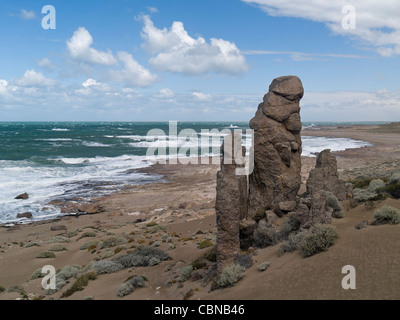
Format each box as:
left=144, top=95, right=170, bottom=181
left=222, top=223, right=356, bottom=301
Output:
left=0, top=121, right=377, bottom=223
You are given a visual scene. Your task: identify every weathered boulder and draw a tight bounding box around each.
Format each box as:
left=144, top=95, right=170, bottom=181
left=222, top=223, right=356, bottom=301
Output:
left=16, top=212, right=32, bottom=219
left=50, top=225, right=67, bottom=231
left=306, top=149, right=346, bottom=200
left=15, top=193, right=29, bottom=200
left=296, top=193, right=331, bottom=229
left=248, top=76, right=303, bottom=218
left=216, top=132, right=248, bottom=274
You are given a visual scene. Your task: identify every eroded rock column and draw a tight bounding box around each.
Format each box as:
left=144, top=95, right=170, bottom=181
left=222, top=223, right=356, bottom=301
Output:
left=216, top=132, right=247, bottom=275
left=248, top=75, right=304, bottom=218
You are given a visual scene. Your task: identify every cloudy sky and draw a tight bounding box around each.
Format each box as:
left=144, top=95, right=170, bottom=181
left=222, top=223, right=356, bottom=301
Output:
left=1, top=0, right=399, bottom=121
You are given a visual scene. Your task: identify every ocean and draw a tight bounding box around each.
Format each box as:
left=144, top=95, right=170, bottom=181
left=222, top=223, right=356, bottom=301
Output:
left=0, top=121, right=380, bottom=224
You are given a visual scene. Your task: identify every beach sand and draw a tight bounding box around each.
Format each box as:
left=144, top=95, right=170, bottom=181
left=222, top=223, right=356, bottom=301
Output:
left=1, top=124, right=400, bottom=300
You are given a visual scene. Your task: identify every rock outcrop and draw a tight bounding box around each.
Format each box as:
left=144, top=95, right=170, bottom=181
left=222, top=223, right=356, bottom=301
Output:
left=216, top=132, right=248, bottom=274
left=15, top=193, right=29, bottom=200
left=306, top=149, right=346, bottom=200
left=248, top=76, right=304, bottom=218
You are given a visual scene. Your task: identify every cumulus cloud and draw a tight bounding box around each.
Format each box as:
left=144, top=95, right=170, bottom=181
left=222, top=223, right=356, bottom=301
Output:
left=107, top=51, right=158, bottom=87
left=192, top=92, right=212, bottom=101
left=20, top=9, right=36, bottom=20
left=37, top=57, right=57, bottom=71
left=302, top=89, right=400, bottom=120
left=66, top=27, right=117, bottom=65
left=82, top=78, right=101, bottom=88
left=156, top=88, right=175, bottom=99
left=242, top=0, right=400, bottom=56
left=140, top=15, right=248, bottom=75
left=14, top=69, right=57, bottom=87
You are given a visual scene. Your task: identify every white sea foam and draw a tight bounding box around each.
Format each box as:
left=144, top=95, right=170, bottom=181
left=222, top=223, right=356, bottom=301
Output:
left=82, top=141, right=111, bottom=147
left=302, top=136, right=371, bottom=157
left=52, top=128, right=70, bottom=132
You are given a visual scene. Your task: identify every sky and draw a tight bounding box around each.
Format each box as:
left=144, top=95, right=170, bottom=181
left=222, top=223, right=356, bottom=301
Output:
left=0, top=0, right=400, bottom=122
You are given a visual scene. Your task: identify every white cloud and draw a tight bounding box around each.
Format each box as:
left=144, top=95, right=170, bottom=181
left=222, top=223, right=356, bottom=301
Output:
left=147, top=7, right=159, bottom=13
left=0, top=80, right=8, bottom=87
left=66, top=27, right=117, bottom=65
left=37, top=57, right=57, bottom=71
left=302, top=89, right=400, bottom=121
left=242, top=50, right=369, bottom=61
left=156, top=88, right=175, bottom=99
left=20, top=9, right=36, bottom=20
left=140, top=15, right=248, bottom=74
left=14, top=69, right=57, bottom=87
left=243, top=0, right=400, bottom=56
left=82, top=78, right=100, bottom=88
left=192, top=92, right=212, bottom=101
left=107, top=51, right=158, bottom=87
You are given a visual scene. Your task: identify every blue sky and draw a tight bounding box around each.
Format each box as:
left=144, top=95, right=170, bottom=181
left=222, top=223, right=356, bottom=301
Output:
left=0, top=0, right=399, bottom=121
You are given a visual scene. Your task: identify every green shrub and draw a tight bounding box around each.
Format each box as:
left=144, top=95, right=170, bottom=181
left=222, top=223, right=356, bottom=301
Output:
left=192, top=246, right=216, bottom=270
left=298, top=224, right=338, bottom=257
left=254, top=224, right=278, bottom=248
left=25, top=242, right=41, bottom=248
left=79, top=231, right=96, bottom=239
left=373, top=206, right=400, bottom=225
left=385, top=182, right=400, bottom=199
left=117, top=276, right=146, bottom=297
left=277, top=232, right=306, bottom=256
left=57, top=265, right=82, bottom=281
left=100, top=236, right=127, bottom=249
left=49, top=244, right=67, bottom=252
left=323, top=191, right=344, bottom=218
left=388, top=172, right=400, bottom=184
left=66, top=230, right=79, bottom=238
left=0, top=285, right=5, bottom=293
left=36, top=251, right=56, bottom=259
left=87, top=260, right=124, bottom=275
left=179, top=265, right=193, bottom=283
left=353, top=188, right=378, bottom=202
left=80, top=240, right=99, bottom=250
left=198, top=239, right=213, bottom=249
left=217, top=264, right=246, bottom=288
left=279, top=214, right=301, bottom=239
left=47, top=236, right=70, bottom=244
left=113, top=246, right=171, bottom=268
left=61, top=271, right=97, bottom=298
left=368, top=179, right=386, bottom=192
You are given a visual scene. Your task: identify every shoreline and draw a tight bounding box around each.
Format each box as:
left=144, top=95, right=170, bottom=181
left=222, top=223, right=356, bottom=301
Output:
left=1, top=123, right=400, bottom=300
left=2, top=123, right=398, bottom=227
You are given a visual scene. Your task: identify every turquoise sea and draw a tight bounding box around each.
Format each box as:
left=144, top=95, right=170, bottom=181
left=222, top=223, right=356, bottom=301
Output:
left=0, top=121, right=384, bottom=223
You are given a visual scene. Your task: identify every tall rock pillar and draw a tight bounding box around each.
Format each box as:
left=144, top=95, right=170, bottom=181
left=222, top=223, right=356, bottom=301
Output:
left=248, top=75, right=304, bottom=218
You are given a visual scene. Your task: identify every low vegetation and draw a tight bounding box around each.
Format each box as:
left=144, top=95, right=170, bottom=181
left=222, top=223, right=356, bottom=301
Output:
left=298, top=224, right=338, bottom=258
left=217, top=264, right=246, bottom=288
left=254, top=224, right=278, bottom=248
left=373, top=205, right=400, bottom=225
left=117, top=275, right=147, bottom=297
left=61, top=271, right=97, bottom=298
left=36, top=251, right=56, bottom=259
left=323, top=191, right=344, bottom=218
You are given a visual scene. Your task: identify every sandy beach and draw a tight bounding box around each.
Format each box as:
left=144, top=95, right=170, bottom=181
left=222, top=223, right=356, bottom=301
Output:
left=1, top=123, right=400, bottom=300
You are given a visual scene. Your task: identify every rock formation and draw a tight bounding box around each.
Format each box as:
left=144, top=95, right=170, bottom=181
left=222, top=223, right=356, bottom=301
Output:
left=306, top=149, right=346, bottom=200
left=215, top=132, right=247, bottom=274
left=248, top=75, right=304, bottom=218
